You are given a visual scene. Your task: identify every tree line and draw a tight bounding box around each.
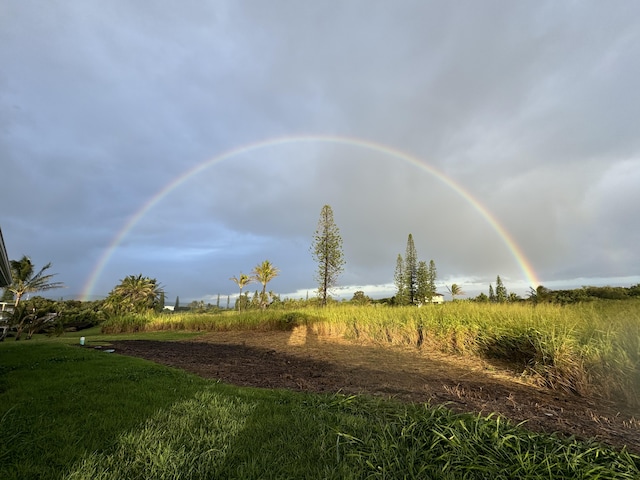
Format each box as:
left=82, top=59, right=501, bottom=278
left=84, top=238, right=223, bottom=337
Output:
left=470, top=281, right=640, bottom=304
left=3, top=204, right=640, bottom=341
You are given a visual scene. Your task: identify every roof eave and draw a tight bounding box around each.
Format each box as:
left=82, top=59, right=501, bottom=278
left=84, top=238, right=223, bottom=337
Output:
left=0, top=227, right=12, bottom=288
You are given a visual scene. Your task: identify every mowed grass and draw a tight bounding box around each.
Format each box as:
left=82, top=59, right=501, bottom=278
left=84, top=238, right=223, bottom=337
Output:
left=1, top=334, right=640, bottom=479
left=104, top=300, right=640, bottom=406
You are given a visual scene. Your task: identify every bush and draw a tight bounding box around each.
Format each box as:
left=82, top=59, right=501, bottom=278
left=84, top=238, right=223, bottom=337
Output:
left=101, top=314, right=151, bottom=334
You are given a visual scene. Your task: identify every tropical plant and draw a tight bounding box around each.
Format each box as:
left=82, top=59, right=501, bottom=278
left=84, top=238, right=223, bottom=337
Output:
left=229, top=273, right=253, bottom=311
left=103, top=274, right=164, bottom=316
left=310, top=205, right=345, bottom=306
left=1, top=288, right=12, bottom=302
left=10, top=297, right=59, bottom=340
left=350, top=291, right=371, bottom=305
left=528, top=285, right=550, bottom=304
left=475, top=292, right=489, bottom=303
left=446, top=283, right=465, bottom=301
left=252, top=260, right=279, bottom=309
left=5, top=256, right=64, bottom=307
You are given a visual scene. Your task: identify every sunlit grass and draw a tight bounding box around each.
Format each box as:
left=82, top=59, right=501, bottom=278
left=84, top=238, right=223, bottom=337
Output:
left=99, top=300, right=640, bottom=405
left=313, top=301, right=640, bottom=405
left=101, top=310, right=323, bottom=334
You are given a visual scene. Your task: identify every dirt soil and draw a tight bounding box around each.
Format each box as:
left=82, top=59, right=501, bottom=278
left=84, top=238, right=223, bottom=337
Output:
left=107, top=327, right=640, bottom=453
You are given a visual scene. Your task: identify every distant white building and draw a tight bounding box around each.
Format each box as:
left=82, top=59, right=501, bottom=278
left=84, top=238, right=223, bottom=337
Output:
left=430, top=293, right=444, bottom=304
left=418, top=293, right=444, bottom=305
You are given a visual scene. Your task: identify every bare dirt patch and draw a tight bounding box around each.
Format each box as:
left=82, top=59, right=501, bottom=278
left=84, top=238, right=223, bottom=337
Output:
left=107, top=327, right=640, bottom=453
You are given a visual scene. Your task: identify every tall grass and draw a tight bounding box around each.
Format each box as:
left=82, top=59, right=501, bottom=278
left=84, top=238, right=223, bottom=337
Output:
left=101, top=300, right=640, bottom=406
left=101, top=310, right=321, bottom=334
left=312, top=301, right=640, bottom=405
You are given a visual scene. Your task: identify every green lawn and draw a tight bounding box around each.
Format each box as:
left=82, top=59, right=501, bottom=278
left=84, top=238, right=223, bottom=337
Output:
left=1, top=333, right=639, bottom=479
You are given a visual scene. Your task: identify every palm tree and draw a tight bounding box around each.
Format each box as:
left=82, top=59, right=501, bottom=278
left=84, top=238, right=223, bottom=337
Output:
left=446, top=283, right=464, bottom=301
left=229, top=273, right=253, bottom=311
left=7, top=256, right=64, bottom=307
left=251, top=260, right=279, bottom=309
left=104, top=274, right=163, bottom=315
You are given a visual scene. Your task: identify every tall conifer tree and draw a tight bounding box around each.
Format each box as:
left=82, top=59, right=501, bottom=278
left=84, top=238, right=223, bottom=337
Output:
left=427, top=259, right=437, bottom=302
left=495, top=275, right=507, bottom=303
left=311, top=205, right=345, bottom=306
left=394, top=253, right=406, bottom=305
left=416, top=260, right=428, bottom=304
left=416, top=259, right=438, bottom=304
left=404, top=234, right=418, bottom=304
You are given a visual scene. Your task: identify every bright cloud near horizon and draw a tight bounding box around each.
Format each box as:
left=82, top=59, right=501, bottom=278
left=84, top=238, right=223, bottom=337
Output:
left=1, top=2, right=639, bottom=302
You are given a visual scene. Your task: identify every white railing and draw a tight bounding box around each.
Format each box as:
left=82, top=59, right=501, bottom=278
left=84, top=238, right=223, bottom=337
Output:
left=0, top=302, right=13, bottom=340
left=0, top=301, right=14, bottom=314
left=0, top=302, right=14, bottom=325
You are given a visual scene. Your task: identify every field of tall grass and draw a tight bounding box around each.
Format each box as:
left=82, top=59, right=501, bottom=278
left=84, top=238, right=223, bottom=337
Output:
left=102, top=300, right=640, bottom=406
left=315, top=301, right=640, bottom=406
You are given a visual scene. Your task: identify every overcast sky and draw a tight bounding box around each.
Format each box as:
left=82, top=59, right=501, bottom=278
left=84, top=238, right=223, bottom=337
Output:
left=1, top=1, right=639, bottom=302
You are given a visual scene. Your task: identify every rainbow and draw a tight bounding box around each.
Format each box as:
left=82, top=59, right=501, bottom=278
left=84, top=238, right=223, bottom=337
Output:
left=81, top=134, right=540, bottom=300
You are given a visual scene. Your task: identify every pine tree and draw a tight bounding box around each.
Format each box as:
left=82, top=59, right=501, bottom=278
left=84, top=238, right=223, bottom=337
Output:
left=427, top=259, right=437, bottom=302
left=311, top=205, right=345, bottom=306
left=174, top=296, right=180, bottom=310
left=417, top=259, right=438, bottom=304
left=394, top=253, right=407, bottom=305
left=404, top=234, right=418, bottom=305
left=489, top=284, right=496, bottom=302
left=495, top=275, right=507, bottom=303
left=416, top=261, right=428, bottom=304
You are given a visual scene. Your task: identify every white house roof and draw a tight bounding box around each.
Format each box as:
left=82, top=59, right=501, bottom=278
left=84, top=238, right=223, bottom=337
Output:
left=0, top=227, right=11, bottom=288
